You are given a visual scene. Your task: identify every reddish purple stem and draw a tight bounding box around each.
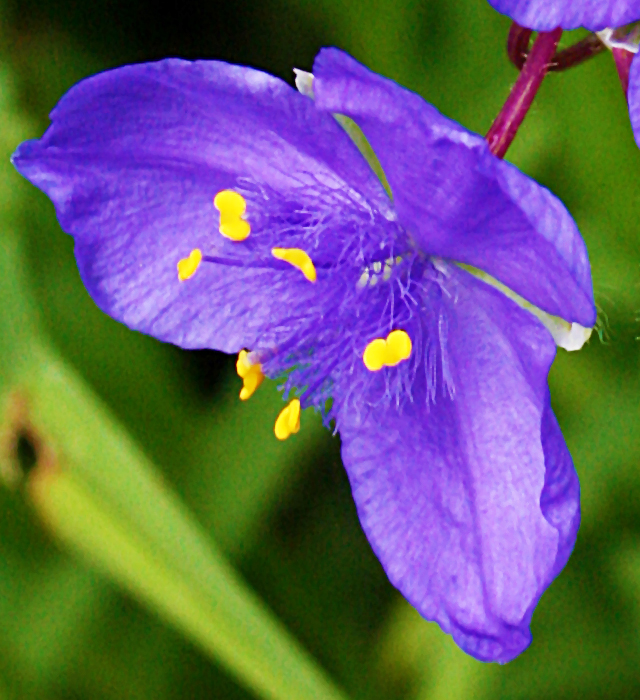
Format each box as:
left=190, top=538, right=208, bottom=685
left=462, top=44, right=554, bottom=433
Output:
left=612, top=47, right=634, bottom=97
left=508, top=23, right=605, bottom=72
left=550, top=34, right=605, bottom=71
left=486, top=27, right=563, bottom=159
left=507, top=23, right=533, bottom=71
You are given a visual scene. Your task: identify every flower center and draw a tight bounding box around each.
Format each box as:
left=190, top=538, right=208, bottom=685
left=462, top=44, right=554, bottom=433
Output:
left=177, top=187, right=428, bottom=438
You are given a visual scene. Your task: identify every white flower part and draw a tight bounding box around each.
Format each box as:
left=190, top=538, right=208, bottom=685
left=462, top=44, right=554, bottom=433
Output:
left=597, top=28, right=640, bottom=53
left=540, top=318, right=593, bottom=352
left=356, top=256, right=403, bottom=289
left=293, top=69, right=315, bottom=98
left=432, top=257, right=450, bottom=277
left=455, top=263, right=593, bottom=352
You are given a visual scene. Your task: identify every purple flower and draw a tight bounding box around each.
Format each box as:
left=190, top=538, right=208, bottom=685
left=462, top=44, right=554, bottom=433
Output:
left=487, top=0, right=640, bottom=31
left=12, top=48, right=595, bottom=662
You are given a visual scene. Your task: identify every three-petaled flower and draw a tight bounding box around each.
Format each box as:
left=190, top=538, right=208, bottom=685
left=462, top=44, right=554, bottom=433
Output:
left=12, top=47, right=596, bottom=662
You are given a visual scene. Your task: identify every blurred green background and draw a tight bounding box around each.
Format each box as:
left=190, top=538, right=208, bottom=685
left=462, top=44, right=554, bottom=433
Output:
left=1, top=0, right=639, bottom=698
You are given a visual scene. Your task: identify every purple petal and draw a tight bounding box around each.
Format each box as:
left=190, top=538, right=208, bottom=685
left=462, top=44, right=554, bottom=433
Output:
left=313, top=48, right=596, bottom=328
left=337, top=266, right=580, bottom=662
left=12, top=58, right=389, bottom=351
left=487, top=0, right=640, bottom=31
left=627, top=53, right=640, bottom=150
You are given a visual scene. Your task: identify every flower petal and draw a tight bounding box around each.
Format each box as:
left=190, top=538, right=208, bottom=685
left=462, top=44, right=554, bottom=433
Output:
left=486, top=0, right=640, bottom=31
left=627, top=52, right=640, bottom=150
left=336, top=266, right=579, bottom=662
left=313, top=48, right=596, bottom=328
left=12, top=58, right=390, bottom=351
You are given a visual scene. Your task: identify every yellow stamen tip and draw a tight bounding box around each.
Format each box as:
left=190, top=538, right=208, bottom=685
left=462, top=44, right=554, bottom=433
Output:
left=214, top=190, right=246, bottom=216
left=220, top=218, right=251, bottom=241
left=363, top=330, right=412, bottom=371
left=177, top=249, right=202, bottom=281
left=274, top=399, right=301, bottom=440
left=271, top=248, right=317, bottom=283
left=214, top=190, right=250, bottom=241
left=236, top=349, right=264, bottom=400
left=239, top=372, right=263, bottom=400
left=362, top=338, right=387, bottom=371
left=236, top=349, right=251, bottom=378
left=385, top=329, right=412, bottom=366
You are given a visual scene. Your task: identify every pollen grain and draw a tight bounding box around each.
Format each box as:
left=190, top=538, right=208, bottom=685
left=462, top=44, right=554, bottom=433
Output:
left=271, top=247, right=317, bottom=282
left=214, top=189, right=251, bottom=241
left=274, top=399, right=301, bottom=440
left=236, top=349, right=264, bottom=400
left=363, top=330, right=412, bottom=371
left=177, top=249, right=203, bottom=281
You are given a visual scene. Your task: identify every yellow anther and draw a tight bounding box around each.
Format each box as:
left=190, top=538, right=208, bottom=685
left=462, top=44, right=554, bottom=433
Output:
left=271, top=248, right=317, bottom=283
left=363, top=330, right=412, bottom=371
left=177, top=249, right=202, bottom=281
left=274, top=399, right=301, bottom=440
left=362, top=338, right=387, bottom=371
left=386, top=329, right=412, bottom=364
left=236, top=349, right=253, bottom=378
left=214, top=189, right=251, bottom=241
left=236, top=349, right=264, bottom=400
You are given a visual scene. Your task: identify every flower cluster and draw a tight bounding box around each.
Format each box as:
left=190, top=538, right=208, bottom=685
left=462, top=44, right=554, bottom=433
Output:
left=13, top=44, right=596, bottom=662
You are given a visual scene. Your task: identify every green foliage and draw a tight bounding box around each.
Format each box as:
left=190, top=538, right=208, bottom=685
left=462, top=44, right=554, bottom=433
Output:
left=23, top=346, right=348, bottom=700
left=2, top=1, right=640, bottom=699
